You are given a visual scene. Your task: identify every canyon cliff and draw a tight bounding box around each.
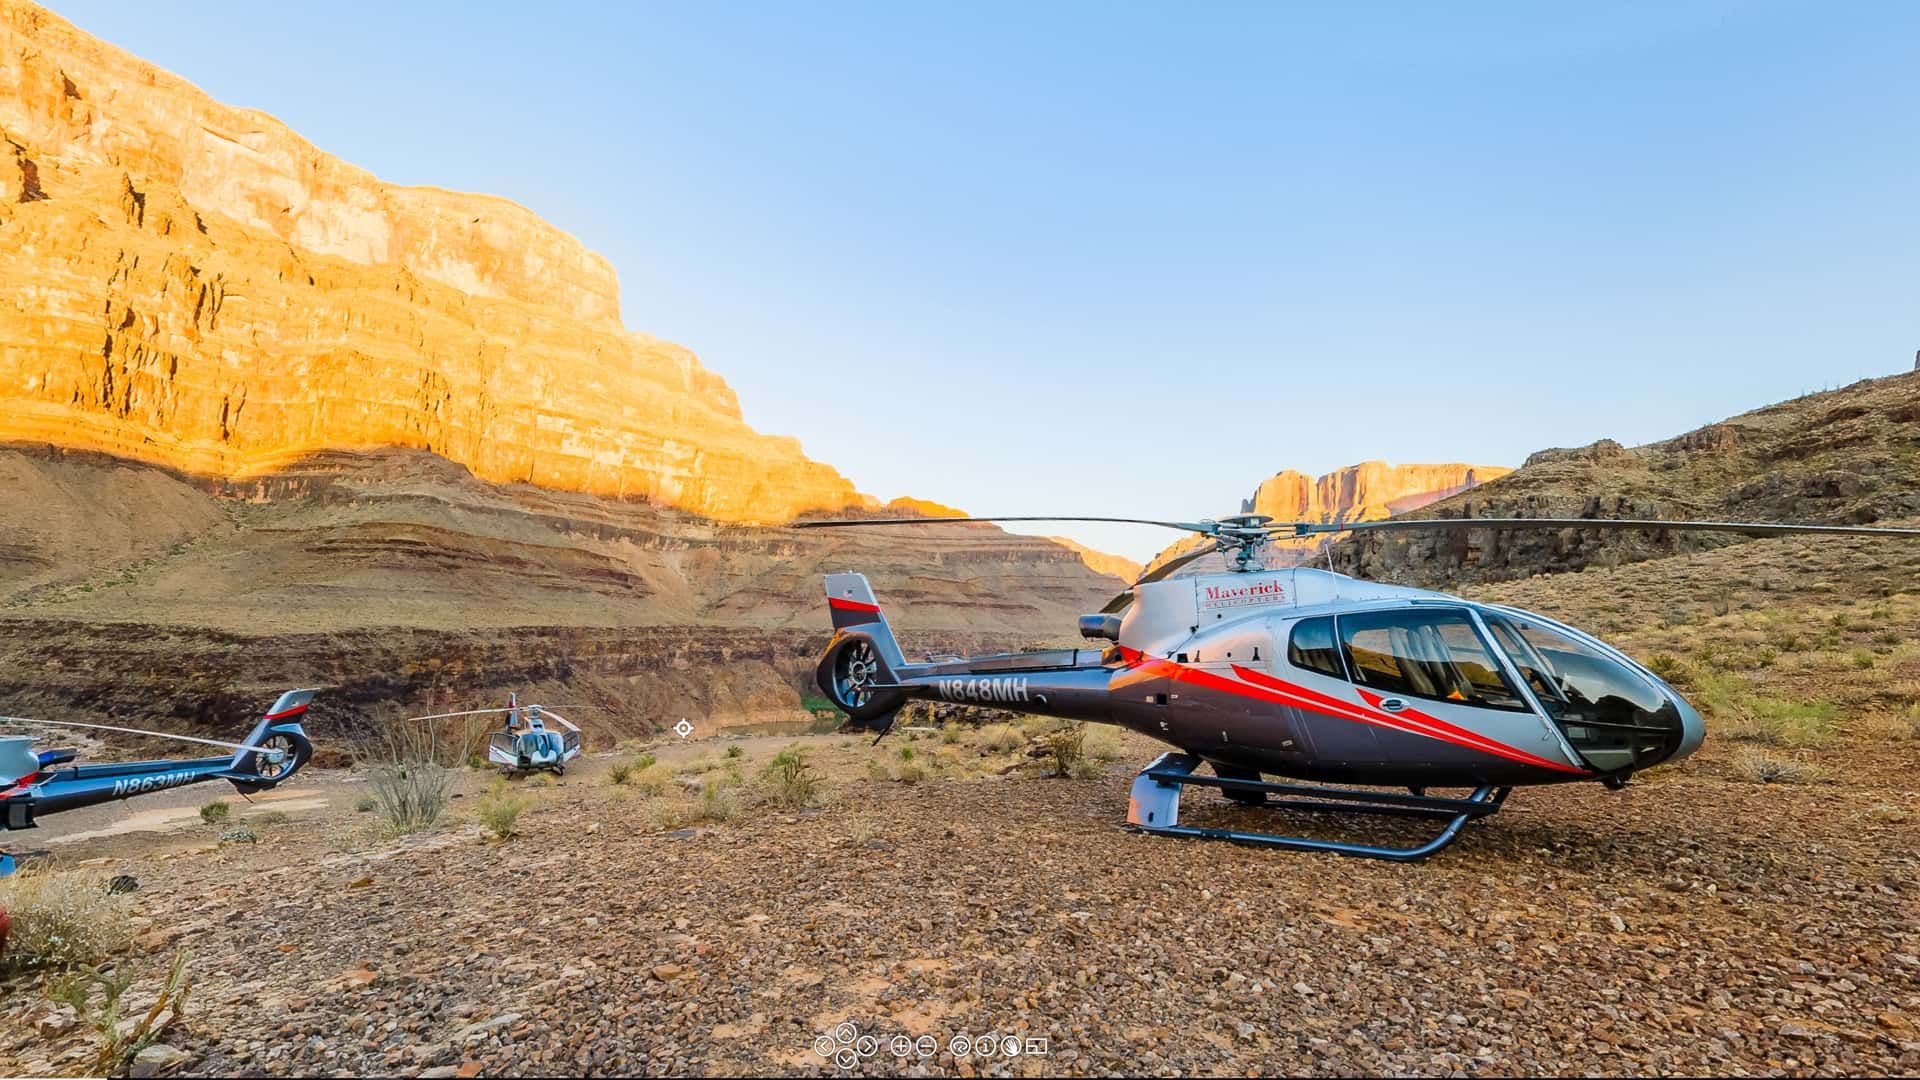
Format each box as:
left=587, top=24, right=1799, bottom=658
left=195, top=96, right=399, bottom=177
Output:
left=0, top=0, right=866, bottom=522
left=0, top=1, right=1133, bottom=742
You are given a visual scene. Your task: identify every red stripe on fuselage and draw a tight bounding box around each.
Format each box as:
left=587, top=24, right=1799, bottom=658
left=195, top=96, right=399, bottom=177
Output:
left=1116, top=647, right=1586, bottom=775
left=828, top=597, right=882, bottom=615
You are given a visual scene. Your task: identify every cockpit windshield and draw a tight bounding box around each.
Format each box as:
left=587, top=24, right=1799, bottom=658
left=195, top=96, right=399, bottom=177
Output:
left=1482, top=611, right=1683, bottom=773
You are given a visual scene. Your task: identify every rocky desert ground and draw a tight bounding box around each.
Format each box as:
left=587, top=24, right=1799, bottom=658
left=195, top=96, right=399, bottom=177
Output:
left=2, top=681, right=1915, bottom=1078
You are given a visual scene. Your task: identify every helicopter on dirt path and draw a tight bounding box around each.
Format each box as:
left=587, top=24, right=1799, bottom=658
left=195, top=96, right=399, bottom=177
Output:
left=405, top=694, right=585, bottom=777
left=797, top=513, right=1920, bottom=861
left=0, top=689, right=319, bottom=876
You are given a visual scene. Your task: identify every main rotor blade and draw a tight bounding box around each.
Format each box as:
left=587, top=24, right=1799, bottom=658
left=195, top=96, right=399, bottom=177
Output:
left=1318, top=517, right=1920, bottom=539
left=403, top=707, right=520, bottom=723
left=793, top=515, right=1215, bottom=533
left=1096, top=542, right=1230, bottom=613
left=0, top=717, right=272, bottom=756
left=536, top=709, right=581, bottom=732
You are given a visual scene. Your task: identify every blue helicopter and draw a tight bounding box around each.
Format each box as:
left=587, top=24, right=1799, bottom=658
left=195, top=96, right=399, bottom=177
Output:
left=0, top=689, right=319, bottom=876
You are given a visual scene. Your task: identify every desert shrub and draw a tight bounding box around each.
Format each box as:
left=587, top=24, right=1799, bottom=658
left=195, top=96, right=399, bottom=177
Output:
left=367, top=761, right=454, bottom=835
left=1690, top=672, right=1837, bottom=746
left=477, top=784, right=530, bottom=840
left=981, top=724, right=1023, bottom=754
left=629, top=766, right=668, bottom=796
left=610, top=760, right=636, bottom=786
left=1044, top=724, right=1087, bottom=778
left=525, top=773, right=554, bottom=788
left=848, top=817, right=879, bottom=846
left=867, top=759, right=892, bottom=783
left=361, top=719, right=458, bottom=835
left=0, top=869, right=134, bottom=973
left=219, top=825, right=257, bottom=846
left=353, top=796, right=377, bottom=813
left=1732, top=748, right=1824, bottom=785
left=897, top=745, right=916, bottom=763
left=48, top=949, right=192, bottom=1077
left=634, top=753, right=657, bottom=770
left=197, top=801, right=230, bottom=824
left=693, top=783, right=738, bottom=823
left=253, top=811, right=292, bottom=826
left=1082, top=724, right=1125, bottom=762
left=466, top=754, right=487, bottom=771
left=941, top=723, right=963, bottom=744
left=762, top=747, right=823, bottom=808
left=726, top=744, right=744, bottom=759
left=893, top=761, right=928, bottom=785
left=1068, top=759, right=1103, bottom=780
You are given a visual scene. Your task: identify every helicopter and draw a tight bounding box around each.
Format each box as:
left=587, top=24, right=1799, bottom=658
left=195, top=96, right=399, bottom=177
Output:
left=406, top=694, right=584, bottom=777
left=0, top=689, right=320, bottom=876
left=797, top=513, right=1920, bottom=861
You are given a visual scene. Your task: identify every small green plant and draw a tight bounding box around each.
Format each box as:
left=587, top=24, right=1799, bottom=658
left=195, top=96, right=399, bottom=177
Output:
left=762, top=747, right=823, bottom=808
left=477, top=784, right=530, bottom=840
left=1851, top=649, right=1877, bottom=670
left=893, top=761, right=928, bottom=785
left=198, top=800, right=231, bottom=824
left=48, top=949, right=192, bottom=1077
left=353, top=796, right=377, bottom=813
left=634, top=752, right=657, bottom=770
left=941, top=723, right=963, bottom=744
left=725, top=744, right=744, bottom=759
left=610, top=760, right=636, bottom=786
left=466, top=754, right=487, bottom=771
left=897, top=745, right=916, bottom=762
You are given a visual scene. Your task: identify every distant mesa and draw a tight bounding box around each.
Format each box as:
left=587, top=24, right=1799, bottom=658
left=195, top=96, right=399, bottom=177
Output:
left=1147, top=461, right=1512, bottom=576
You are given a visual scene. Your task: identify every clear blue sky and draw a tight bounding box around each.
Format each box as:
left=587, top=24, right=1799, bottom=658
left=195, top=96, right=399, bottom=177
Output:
left=54, top=1, right=1920, bottom=563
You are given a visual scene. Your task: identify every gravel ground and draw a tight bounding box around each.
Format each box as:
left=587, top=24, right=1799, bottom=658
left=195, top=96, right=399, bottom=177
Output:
left=3, top=730, right=1918, bottom=1077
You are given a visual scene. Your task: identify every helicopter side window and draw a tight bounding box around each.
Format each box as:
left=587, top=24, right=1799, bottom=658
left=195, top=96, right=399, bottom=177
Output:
left=1286, top=617, right=1346, bottom=679
left=1336, top=609, right=1529, bottom=712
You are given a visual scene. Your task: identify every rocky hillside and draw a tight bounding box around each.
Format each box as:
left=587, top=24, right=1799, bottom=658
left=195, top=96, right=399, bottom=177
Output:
left=0, top=0, right=864, bottom=522
left=1333, top=372, right=1920, bottom=585
left=1147, top=460, right=1510, bottom=576
left=0, top=444, right=1122, bottom=743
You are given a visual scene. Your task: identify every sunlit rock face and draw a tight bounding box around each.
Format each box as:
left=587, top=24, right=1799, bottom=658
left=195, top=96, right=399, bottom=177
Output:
left=1246, top=461, right=1514, bottom=526
left=0, top=0, right=869, bottom=522
left=1146, top=461, right=1513, bottom=575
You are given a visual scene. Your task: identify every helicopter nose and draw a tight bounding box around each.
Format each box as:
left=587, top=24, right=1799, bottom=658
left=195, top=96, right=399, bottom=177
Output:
left=1671, top=696, right=1706, bottom=762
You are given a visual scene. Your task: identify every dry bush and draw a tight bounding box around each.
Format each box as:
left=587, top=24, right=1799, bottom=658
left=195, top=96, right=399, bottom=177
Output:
left=197, top=800, right=230, bottom=824
left=1732, top=748, right=1824, bottom=785
left=980, top=724, right=1023, bottom=754
left=1082, top=724, right=1126, bottom=762
left=1044, top=724, right=1087, bottom=778
left=1866, top=803, right=1911, bottom=823
left=0, top=868, right=134, bottom=972
left=359, top=715, right=457, bottom=835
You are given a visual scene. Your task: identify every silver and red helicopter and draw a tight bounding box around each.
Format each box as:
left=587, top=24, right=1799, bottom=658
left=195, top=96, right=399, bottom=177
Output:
left=0, top=689, right=319, bottom=875
left=798, top=513, right=1920, bottom=860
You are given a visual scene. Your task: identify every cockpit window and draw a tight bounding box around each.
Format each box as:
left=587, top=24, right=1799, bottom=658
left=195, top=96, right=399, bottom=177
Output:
left=1335, top=609, right=1528, bottom=712
left=1287, top=616, right=1345, bottom=679
left=1483, top=611, right=1683, bottom=772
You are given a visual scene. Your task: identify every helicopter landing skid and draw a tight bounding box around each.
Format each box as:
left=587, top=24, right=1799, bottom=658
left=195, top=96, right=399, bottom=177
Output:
left=1125, top=753, right=1510, bottom=862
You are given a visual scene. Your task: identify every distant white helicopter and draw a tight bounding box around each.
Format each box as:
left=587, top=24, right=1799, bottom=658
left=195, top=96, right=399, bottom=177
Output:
left=406, top=694, right=585, bottom=777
